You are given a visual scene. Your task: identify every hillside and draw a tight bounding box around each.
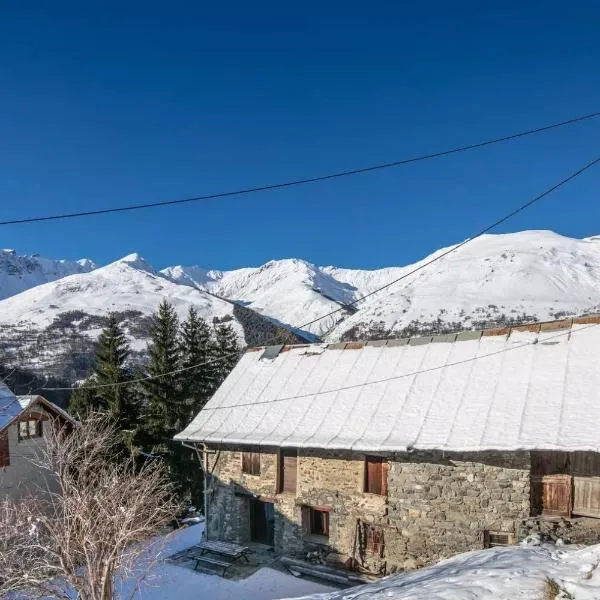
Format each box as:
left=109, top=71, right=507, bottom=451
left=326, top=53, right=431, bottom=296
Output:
left=165, top=230, right=600, bottom=340
left=0, top=249, right=95, bottom=300
left=1, top=230, right=599, bottom=381
left=0, top=254, right=307, bottom=380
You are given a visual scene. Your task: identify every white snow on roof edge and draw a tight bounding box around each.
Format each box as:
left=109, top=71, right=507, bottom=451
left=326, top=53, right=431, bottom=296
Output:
left=176, top=321, right=600, bottom=453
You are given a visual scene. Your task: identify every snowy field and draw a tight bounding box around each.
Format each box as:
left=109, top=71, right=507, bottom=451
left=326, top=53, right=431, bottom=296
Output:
left=294, top=536, right=600, bottom=600
left=114, top=523, right=336, bottom=600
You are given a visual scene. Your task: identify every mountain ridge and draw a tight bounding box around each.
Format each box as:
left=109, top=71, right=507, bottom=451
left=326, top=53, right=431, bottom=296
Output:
left=1, top=230, right=599, bottom=380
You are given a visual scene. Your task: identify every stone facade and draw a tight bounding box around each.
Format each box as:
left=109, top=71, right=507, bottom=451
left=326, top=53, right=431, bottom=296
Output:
left=518, top=516, right=600, bottom=545
left=204, top=446, right=537, bottom=573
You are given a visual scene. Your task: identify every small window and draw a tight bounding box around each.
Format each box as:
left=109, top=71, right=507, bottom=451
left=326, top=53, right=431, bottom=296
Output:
left=363, top=523, right=385, bottom=557
left=242, top=451, right=261, bottom=476
left=365, top=456, right=388, bottom=495
left=18, top=419, right=42, bottom=441
left=483, top=530, right=515, bottom=548
left=302, top=506, right=330, bottom=538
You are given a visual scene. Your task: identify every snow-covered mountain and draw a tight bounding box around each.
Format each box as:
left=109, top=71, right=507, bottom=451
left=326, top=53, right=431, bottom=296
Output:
left=0, top=253, right=303, bottom=379
left=1, top=230, right=599, bottom=380
left=164, top=230, right=600, bottom=341
left=0, top=249, right=96, bottom=300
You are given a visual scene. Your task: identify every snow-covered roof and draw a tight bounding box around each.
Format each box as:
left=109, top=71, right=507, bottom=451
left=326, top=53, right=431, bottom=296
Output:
left=0, top=383, right=23, bottom=431
left=175, top=316, right=600, bottom=452
left=0, top=392, right=77, bottom=433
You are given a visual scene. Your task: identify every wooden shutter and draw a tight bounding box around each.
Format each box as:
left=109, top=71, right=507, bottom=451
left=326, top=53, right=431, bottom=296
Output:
left=365, top=457, right=387, bottom=495
left=280, top=449, right=297, bottom=493
left=242, top=451, right=261, bottom=475
left=365, top=524, right=385, bottom=557
left=573, top=477, right=600, bottom=517
left=252, top=452, right=260, bottom=475
left=542, top=474, right=572, bottom=517
left=0, top=430, right=9, bottom=467
left=301, top=506, right=311, bottom=536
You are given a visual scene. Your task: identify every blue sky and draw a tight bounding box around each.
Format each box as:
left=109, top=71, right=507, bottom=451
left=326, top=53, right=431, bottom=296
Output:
left=0, top=2, right=599, bottom=270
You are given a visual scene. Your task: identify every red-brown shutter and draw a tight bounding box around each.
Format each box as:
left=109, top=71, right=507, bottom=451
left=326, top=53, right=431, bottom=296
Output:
left=280, top=449, right=297, bottom=493
left=542, top=474, right=572, bottom=517
left=365, top=457, right=383, bottom=495
left=0, top=430, right=9, bottom=467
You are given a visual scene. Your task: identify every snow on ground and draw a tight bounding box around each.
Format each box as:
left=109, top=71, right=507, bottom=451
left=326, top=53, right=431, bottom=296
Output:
left=290, top=536, right=600, bottom=600
left=116, top=523, right=336, bottom=600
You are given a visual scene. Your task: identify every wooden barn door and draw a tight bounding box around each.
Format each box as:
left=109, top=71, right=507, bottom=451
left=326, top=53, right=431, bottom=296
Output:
left=573, top=478, right=600, bottom=517
left=541, top=474, right=572, bottom=517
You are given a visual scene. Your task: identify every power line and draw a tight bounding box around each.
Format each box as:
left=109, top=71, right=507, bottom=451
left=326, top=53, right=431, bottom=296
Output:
left=182, top=321, right=599, bottom=418
left=42, top=354, right=229, bottom=391
left=35, top=153, right=600, bottom=392
left=296, top=154, right=600, bottom=330
left=2, top=111, right=599, bottom=226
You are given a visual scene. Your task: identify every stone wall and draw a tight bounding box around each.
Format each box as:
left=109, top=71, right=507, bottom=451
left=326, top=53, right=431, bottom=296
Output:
left=386, top=451, right=531, bottom=569
left=204, top=446, right=532, bottom=573
left=518, top=516, right=600, bottom=545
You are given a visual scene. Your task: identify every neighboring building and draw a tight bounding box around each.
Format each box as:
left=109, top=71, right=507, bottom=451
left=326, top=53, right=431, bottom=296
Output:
left=175, top=316, right=600, bottom=574
left=0, top=388, right=78, bottom=501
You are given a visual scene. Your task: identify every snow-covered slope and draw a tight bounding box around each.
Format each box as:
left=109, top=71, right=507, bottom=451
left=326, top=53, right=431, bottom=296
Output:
left=0, top=249, right=95, bottom=300
left=0, top=254, right=244, bottom=378
left=294, top=537, right=600, bottom=600
left=1, top=230, right=599, bottom=380
left=0, top=253, right=239, bottom=341
left=164, top=230, right=600, bottom=341
left=163, top=258, right=357, bottom=337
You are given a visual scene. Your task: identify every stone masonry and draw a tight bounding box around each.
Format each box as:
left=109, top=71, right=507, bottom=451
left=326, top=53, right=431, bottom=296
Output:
left=204, top=446, right=536, bottom=574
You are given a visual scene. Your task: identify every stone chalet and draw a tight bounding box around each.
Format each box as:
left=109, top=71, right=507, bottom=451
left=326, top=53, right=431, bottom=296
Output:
left=1, top=387, right=78, bottom=502
left=176, top=315, right=600, bottom=575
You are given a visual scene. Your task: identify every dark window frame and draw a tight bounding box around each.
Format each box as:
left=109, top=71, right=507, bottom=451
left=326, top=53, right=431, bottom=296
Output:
left=18, top=419, right=43, bottom=442
left=302, top=506, right=330, bottom=538
left=241, top=451, right=261, bottom=476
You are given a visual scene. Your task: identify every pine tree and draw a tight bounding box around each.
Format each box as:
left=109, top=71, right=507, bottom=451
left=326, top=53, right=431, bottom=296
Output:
left=139, top=300, right=181, bottom=453
left=213, top=321, right=241, bottom=388
left=179, top=307, right=214, bottom=422
left=69, top=314, right=139, bottom=451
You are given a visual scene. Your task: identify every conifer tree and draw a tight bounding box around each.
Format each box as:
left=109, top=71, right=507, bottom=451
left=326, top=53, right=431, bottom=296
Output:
left=213, top=321, right=241, bottom=387
left=69, top=313, right=139, bottom=451
left=139, top=300, right=181, bottom=452
left=179, top=307, right=214, bottom=422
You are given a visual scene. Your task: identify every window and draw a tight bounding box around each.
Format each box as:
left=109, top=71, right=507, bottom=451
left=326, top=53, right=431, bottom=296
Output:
left=363, top=523, right=385, bottom=557
left=279, top=449, right=297, bottom=493
left=242, top=451, right=261, bottom=476
left=18, top=419, right=42, bottom=441
left=302, top=506, right=330, bottom=539
left=0, top=431, right=9, bottom=467
left=364, top=456, right=388, bottom=495
left=483, top=530, right=515, bottom=548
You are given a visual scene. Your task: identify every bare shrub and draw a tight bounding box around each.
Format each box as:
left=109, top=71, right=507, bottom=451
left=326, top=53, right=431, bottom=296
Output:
left=0, top=414, right=180, bottom=599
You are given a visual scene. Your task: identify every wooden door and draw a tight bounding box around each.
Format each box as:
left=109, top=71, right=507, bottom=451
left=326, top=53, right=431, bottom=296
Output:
left=541, top=474, right=572, bottom=517
left=573, top=477, right=600, bottom=518
left=250, top=499, right=275, bottom=545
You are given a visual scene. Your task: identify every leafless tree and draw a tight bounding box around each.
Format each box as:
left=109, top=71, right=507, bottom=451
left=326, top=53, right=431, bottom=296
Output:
left=0, top=414, right=181, bottom=599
